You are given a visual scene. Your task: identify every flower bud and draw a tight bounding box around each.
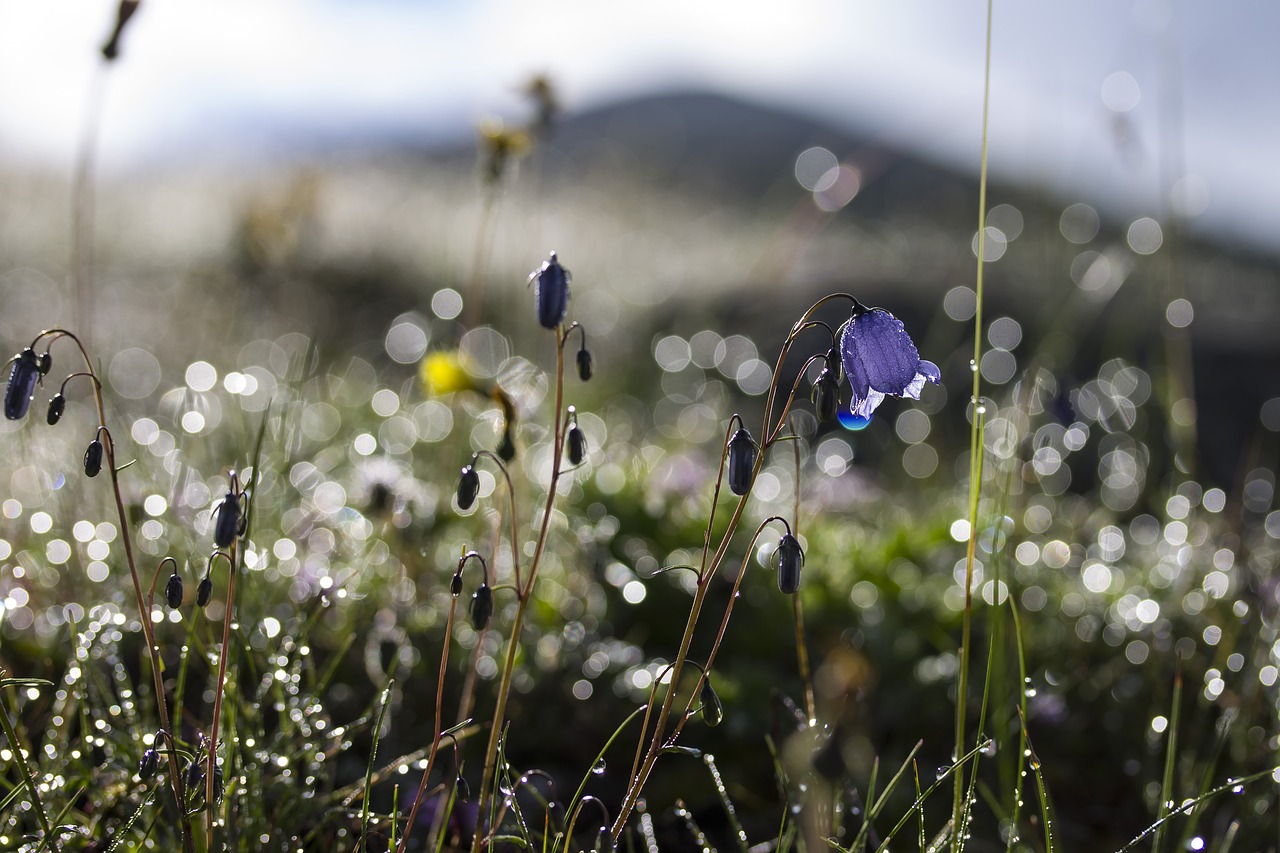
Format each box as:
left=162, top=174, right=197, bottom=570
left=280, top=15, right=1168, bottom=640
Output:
left=213, top=491, right=240, bottom=549
left=576, top=346, right=593, bottom=382
left=47, top=394, right=66, bottom=426
left=165, top=571, right=184, bottom=609
left=567, top=424, right=587, bottom=466
left=197, top=576, right=213, bottom=608
left=84, top=439, right=104, bottom=478
left=455, top=774, right=471, bottom=802
left=457, top=464, right=479, bottom=510
left=497, top=428, right=516, bottom=462
left=726, top=427, right=757, bottom=496
left=774, top=533, right=804, bottom=594
left=4, top=348, right=40, bottom=420
left=699, top=678, right=723, bottom=727
left=185, top=758, right=205, bottom=795
left=138, top=747, right=159, bottom=781
left=470, top=583, right=493, bottom=631
left=450, top=572, right=464, bottom=597
left=532, top=252, right=570, bottom=329
left=812, top=367, right=840, bottom=423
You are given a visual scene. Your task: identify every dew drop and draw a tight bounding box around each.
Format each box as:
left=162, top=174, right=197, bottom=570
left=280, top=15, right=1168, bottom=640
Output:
left=969, top=359, right=978, bottom=372
left=592, top=758, right=607, bottom=776
left=838, top=410, right=872, bottom=432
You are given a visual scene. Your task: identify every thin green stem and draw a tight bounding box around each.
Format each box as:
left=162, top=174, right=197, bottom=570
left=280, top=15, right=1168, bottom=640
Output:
left=0, top=681, right=55, bottom=847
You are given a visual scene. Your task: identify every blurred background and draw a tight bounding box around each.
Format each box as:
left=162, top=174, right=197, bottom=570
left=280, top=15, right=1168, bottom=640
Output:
left=3, top=2, right=1280, bottom=849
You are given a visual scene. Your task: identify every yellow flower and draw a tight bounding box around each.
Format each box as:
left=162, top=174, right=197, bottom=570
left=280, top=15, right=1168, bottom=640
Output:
left=420, top=351, right=485, bottom=397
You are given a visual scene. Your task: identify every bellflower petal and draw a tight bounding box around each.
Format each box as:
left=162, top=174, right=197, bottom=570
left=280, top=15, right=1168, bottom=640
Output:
left=840, top=308, right=939, bottom=420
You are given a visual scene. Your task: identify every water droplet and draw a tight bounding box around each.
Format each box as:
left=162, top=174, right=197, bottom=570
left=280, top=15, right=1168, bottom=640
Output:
left=980, top=740, right=997, bottom=757
left=838, top=410, right=872, bottom=432
left=592, top=758, right=607, bottom=775
left=936, top=765, right=951, bottom=781
left=1232, top=784, right=1244, bottom=794
left=1024, top=687, right=1037, bottom=698
left=969, top=359, right=978, bottom=372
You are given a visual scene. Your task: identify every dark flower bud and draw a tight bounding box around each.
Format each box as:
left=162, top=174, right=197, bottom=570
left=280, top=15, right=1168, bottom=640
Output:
left=532, top=252, right=570, bottom=329
left=811, top=367, right=840, bottom=423
left=5, top=348, right=40, bottom=420
left=450, top=573, right=464, bottom=597
left=774, top=533, right=805, bottom=595
left=84, top=439, right=104, bottom=478
left=455, top=774, right=471, bottom=802
left=726, top=427, right=757, bottom=496
left=699, top=678, right=723, bottom=727
left=213, top=490, right=240, bottom=549
left=165, top=571, right=183, bottom=609
left=470, top=583, right=493, bottom=631
left=138, top=747, right=159, bottom=781
left=576, top=346, right=593, bottom=382
left=185, top=758, right=205, bottom=794
left=47, top=394, right=66, bottom=425
left=567, top=424, right=587, bottom=466
left=36, top=351, right=52, bottom=376
left=457, top=464, right=479, bottom=510
left=197, top=576, right=213, bottom=608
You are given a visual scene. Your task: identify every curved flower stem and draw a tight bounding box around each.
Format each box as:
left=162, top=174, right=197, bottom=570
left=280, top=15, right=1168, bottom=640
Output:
left=470, top=326, right=569, bottom=852
left=475, top=450, right=523, bottom=592
left=37, top=329, right=194, bottom=852
left=396, top=595, right=460, bottom=853
left=206, top=541, right=241, bottom=846
left=612, top=311, right=818, bottom=838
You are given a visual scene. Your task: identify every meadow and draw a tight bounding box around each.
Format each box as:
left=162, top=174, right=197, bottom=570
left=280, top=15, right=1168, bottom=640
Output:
left=2, top=8, right=1280, bottom=853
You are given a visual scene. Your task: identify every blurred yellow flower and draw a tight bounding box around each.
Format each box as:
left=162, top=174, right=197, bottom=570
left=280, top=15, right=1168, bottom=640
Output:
left=420, top=351, right=485, bottom=397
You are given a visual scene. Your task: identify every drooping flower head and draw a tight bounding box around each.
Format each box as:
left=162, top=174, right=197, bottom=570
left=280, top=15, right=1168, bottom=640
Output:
left=839, top=305, right=939, bottom=428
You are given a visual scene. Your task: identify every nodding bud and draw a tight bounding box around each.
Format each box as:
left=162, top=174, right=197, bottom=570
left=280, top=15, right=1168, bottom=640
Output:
left=138, top=747, right=159, bottom=781
left=726, top=427, right=757, bottom=496
left=567, top=424, right=587, bottom=466
left=47, top=394, right=66, bottom=425
left=185, top=758, right=205, bottom=794
left=197, top=576, right=213, bottom=608
left=213, top=490, right=239, bottom=548
left=699, top=678, right=724, bottom=727
left=576, top=346, right=593, bottom=382
left=450, top=572, right=464, bottom=597
left=455, top=774, right=471, bottom=802
left=84, top=438, right=104, bottom=478
left=596, top=828, right=617, bottom=853
left=470, top=583, right=493, bottom=631
left=5, top=348, right=40, bottom=420
left=101, top=0, right=140, bottom=61
left=812, top=367, right=840, bottom=423
left=774, top=533, right=805, bottom=594
left=165, top=571, right=183, bottom=609
left=36, top=352, right=51, bottom=376
left=532, top=252, right=571, bottom=329
left=457, top=464, right=479, bottom=510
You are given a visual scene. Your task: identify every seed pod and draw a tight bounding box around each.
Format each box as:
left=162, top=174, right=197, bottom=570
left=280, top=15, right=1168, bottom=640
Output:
left=532, top=252, right=570, bottom=329
left=165, top=571, right=183, bottom=608
left=457, top=464, right=479, bottom=510
left=455, top=774, right=471, bottom=802
left=699, top=678, right=723, bottom=727
left=576, top=346, right=593, bottom=382
left=138, top=747, right=159, bottom=781
left=213, top=490, right=240, bottom=548
left=47, top=394, right=66, bottom=425
left=84, top=438, right=104, bottom=477
left=811, top=367, right=840, bottom=423
left=470, top=583, right=493, bottom=631
left=726, top=427, right=757, bottom=496
left=774, top=533, right=805, bottom=595
left=4, top=348, right=40, bottom=420
left=567, top=424, right=587, bottom=466
left=197, top=576, right=213, bottom=608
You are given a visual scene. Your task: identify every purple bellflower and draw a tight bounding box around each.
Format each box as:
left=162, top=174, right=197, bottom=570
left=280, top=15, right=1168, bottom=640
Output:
left=839, top=306, right=939, bottom=428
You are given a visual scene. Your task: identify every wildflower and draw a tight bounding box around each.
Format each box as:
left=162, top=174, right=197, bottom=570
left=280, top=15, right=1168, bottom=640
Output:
left=839, top=307, right=939, bottom=422
left=213, top=489, right=240, bottom=549
left=478, top=118, right=531, bottom=184
left=699, top=678, right=724, bottom=727
left=138, top=747, right=159, bottom=781
left=529, top=252, right=570, bottom=329
left=4, top=348, right=40, bottom=420
left=47, top=393, right=66, bottom=425
left=471, top=583, right=493, bottom=631
left=420, top=351, right=486, bottom=398
left=457, top=463, right=480, bottom=510
left=84, top=437, right=104, bottom=477
left=726, top=425, right=757, bottom=496
left=774, top=532, right=804, bottom=594
left=165, top=570, right=183, bottom=609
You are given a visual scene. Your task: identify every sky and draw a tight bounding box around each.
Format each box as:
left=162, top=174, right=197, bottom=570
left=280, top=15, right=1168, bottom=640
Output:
left=0, top=0, right=1276, bottom=249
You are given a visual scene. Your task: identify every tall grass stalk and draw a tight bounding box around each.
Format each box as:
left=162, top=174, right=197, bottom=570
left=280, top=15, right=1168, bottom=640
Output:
left=953, top=1, right=994, bottom=849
